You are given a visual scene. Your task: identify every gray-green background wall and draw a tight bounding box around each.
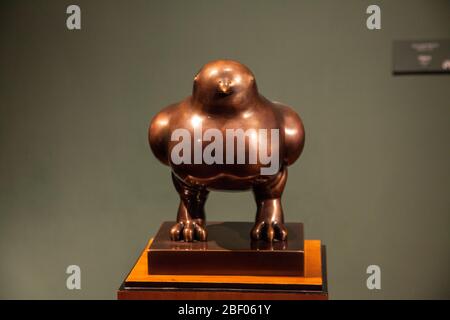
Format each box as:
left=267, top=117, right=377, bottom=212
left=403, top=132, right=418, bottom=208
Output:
left=1, top=0, right=449, bottom=299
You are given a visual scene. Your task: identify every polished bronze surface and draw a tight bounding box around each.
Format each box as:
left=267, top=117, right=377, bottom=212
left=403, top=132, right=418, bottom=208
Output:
left=147, top=221, right=304, bottom=276
left=149, top=60, right=305, bottom=242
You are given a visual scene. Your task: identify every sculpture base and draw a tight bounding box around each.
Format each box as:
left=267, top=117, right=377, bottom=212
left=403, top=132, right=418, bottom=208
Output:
left=147, top=221, right=304, bottom=276
left=118, top=237, right=327, bottom=300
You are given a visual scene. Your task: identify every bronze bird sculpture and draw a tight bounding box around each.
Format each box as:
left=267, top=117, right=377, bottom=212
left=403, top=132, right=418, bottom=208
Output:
left=149, top=60, right=305, bottom=242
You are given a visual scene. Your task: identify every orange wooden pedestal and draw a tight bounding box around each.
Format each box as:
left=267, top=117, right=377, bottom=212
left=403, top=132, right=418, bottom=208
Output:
left=118, top=239, right=328, bottom=300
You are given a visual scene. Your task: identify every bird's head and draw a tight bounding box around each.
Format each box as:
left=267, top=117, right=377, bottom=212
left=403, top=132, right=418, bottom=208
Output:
left=192, top=60, right=258, bottom=113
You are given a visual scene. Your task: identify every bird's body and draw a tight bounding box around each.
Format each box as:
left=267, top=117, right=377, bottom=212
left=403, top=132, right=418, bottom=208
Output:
left=149, top=60, right=305, bottom=242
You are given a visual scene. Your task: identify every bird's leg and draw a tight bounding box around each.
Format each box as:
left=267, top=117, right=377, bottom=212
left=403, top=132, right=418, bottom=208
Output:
left=251, top=167, right=288, bottom=242
left=170, top=173, right=209, bottom=242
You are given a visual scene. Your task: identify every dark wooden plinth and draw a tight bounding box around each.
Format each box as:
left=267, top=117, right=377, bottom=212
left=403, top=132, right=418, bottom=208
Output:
left=118, top=239, right=327, bottom=300
left=148, top=221, right=304, bottom=276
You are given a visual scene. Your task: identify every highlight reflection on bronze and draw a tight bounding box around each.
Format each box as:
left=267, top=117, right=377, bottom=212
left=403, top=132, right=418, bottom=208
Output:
left=149, top=60, right=305, bottom=242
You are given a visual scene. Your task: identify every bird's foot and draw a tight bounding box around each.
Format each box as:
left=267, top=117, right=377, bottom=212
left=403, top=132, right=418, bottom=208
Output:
left=251, top=220, right=287, bottom=242
left=251, top=239, right=288, bottom=250
left=170, top=220, right=207, bottom=242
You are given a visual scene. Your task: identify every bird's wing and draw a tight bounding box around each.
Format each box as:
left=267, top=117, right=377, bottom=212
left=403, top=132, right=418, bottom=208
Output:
left=148, top=103, right=179, bottom=166
left=273, top=102, right=305, bottom=166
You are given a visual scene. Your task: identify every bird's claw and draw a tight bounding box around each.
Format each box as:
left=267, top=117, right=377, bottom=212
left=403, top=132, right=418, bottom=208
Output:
left=251, top=220, right=287, bottom=242
left=170, top=221, right=207, bottom=242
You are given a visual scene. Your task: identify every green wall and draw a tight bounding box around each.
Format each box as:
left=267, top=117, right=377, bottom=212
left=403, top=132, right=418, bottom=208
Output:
left=1, top=0, right=449, bottom=299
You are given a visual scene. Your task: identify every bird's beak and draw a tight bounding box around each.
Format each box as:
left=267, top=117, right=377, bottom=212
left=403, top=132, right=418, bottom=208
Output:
left=218, top=79, right=232, bottom=95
